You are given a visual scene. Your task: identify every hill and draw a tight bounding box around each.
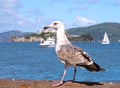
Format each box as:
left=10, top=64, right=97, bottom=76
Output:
left=67, top=22, right=120, bottom=41
left=0, top=22, right=120, bottom=42
left=0, top=30, right=32, bottom=42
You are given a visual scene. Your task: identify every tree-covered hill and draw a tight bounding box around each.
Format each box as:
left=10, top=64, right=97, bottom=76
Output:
left=0, top=22, right=120, bottom=42
left=67, top=22, right=120, bottom=41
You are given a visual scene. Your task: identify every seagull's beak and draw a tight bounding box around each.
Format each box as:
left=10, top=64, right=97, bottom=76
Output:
left=44, top=24, right=56, bottom=30
left=43, top=26, right=49, bottom=29
left=43, top=24, right=53, bottom=29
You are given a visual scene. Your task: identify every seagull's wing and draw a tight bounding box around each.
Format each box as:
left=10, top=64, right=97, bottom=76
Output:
left=57, top=44, right=105, bottom=72
left=57, top=44, right=93, bottom=67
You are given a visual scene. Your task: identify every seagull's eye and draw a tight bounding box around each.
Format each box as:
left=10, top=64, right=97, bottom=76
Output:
left=54, top=23, right=58, bottom=25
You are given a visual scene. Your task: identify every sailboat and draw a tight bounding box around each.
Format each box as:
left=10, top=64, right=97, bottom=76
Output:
left=101, top=32, right=110, bottom=44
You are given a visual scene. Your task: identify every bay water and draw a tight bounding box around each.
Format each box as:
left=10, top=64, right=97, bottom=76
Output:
left=0, top=42, right=120, bottom=82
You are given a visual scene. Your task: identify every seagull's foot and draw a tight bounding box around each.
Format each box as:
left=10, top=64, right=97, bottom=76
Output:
left=50, top=81, right=63, bottom=87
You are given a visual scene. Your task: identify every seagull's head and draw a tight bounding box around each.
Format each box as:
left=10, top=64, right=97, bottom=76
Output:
left=44, top=21, right=64, bottom=30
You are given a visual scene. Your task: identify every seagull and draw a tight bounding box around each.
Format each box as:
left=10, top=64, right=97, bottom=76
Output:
left=44, top=21, right=105, bottom=87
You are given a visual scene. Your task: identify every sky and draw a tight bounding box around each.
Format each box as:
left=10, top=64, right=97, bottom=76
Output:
left=0, top=0, right=120, bottom=33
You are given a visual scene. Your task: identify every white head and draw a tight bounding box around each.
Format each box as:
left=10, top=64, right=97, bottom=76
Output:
left=44, top=21, right=70, bottom=51
left=44, top=21, right=65, bottom=31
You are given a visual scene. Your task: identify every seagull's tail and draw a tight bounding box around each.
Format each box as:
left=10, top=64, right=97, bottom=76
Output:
left=84, top=62, right=105, bottom=72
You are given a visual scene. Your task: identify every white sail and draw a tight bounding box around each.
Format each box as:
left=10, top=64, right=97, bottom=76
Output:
left=101, top=32, right=110, bottom=44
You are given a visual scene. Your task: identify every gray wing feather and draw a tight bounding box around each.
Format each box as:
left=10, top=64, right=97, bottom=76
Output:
left=57, top=44, right=93, bottom=67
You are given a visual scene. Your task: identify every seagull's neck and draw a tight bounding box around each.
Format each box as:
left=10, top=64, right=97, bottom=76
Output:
left=56, top=26, right=71, bottom=51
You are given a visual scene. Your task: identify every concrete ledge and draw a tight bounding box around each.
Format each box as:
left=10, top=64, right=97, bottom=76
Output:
left=0, top=80, right=120, bottom=88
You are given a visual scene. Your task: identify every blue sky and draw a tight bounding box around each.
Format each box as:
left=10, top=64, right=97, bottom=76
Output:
left=0, top=0, right=120, bottom=33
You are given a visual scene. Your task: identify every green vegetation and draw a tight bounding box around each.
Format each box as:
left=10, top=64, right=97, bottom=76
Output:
left=69, top=34, right=93, bottom=42
left=24, top=22, right=120, bottom=42
left=29, top=32, right=56, bottom=40
left=4, top=22, right=119, bottom=42
left=68, top=22, right=120, bottom=41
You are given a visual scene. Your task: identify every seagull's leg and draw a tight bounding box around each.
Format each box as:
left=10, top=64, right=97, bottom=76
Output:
left=69, top=67, right=77, bottom=83
left=73, top=67, right=77, bottom=81
left=59, top=67, right=67, bottom=84
left=51, top=67, right=67, bottom=87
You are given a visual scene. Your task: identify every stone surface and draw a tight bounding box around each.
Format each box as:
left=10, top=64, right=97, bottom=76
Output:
left=0, top=80, right=119, bottom=88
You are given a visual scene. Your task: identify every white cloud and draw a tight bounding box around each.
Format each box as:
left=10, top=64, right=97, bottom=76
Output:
left=75, top=16, right=96, bottom=27
left=0, top=0, right=19, bottom=9
left=65, top=16, right=96, bottom=29
left=0, top=0, right=20, bottom=31
left=0, top=0, right=101, bottom=32
left=0, top=0, right=43, bottom=32
left=0, top=0, right=20, bottom=15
